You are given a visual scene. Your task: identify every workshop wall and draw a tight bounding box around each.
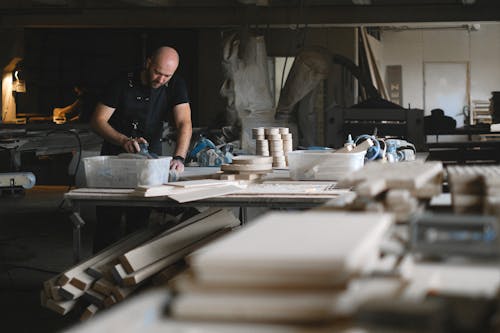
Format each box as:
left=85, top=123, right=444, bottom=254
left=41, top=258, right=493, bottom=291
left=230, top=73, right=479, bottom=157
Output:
left=14, top=29, right=198, bottom=122
left=1, top=27, right=356, bottom=132
left=381, top=22, right=500, bottom=113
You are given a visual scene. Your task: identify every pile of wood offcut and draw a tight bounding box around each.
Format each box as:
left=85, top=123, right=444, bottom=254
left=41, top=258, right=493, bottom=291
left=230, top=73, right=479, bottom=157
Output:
left=333, top=161, right=444, bottom=223
left=447, top=165, right=500, bottom=215
left=41, top=208, right=240, bottom=321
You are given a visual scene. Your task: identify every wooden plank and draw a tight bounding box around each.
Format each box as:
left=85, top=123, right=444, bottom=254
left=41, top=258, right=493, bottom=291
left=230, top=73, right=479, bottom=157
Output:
left=221, top=163, right=272, bottom=172
left=120, top=209, right=240, bottom=273
left=356, top=179, right=387, bottom=197
left=92, top=278, right=114, bottom=296
left=339, top=161, right=443, bottom=196
left=131, top=185, right=177, bottom=197
left=46, top=298, right=78, bottom=316
left=170, top=289, right=341, bottom=323
left=152, top=261, right=187, bottom=286
left=57, top=225, right=164, bottom=285
left=87, top=219, right=188, bottom=278
left=121, top=228, right=232, bottom=287
left=167, top=179, right=237, bottom=188
left=111, top=264, right=128, bottom=286
left=43, top=276, right=64, bottom=301
left=362, top=27, right=388, bottom=100
left=167, top=185, right=242, bottom=203
left=111, top=284, right=139, bottom=302
left=83, top=289, right=106, bottom=308
left=86, top=259, right=119, bottom=280
left=189, top=211, right=393, bottom=289
left=80, top=304, right=99, bottom=321
left=103, top=295, right=117, bottom=308
left=70, top=272, right=95, bottom=291
left=59, top=282, right=86, bottom=301
left=360, top=27, right=378, bottom=93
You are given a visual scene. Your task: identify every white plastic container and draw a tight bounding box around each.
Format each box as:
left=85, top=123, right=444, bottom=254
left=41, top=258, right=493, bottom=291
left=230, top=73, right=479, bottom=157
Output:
left=83, top=156, right=172, bottom=188
left=287, top=150, right=365, bottom=181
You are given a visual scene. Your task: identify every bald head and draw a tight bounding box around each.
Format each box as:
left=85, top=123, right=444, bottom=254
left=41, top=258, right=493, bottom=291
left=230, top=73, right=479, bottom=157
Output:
left=146, top=46, right=179, bottom=89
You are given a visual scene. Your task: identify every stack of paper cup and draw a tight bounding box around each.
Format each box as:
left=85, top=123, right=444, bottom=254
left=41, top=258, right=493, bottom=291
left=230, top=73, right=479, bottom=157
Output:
left=253, top=127, right=293, bottom=168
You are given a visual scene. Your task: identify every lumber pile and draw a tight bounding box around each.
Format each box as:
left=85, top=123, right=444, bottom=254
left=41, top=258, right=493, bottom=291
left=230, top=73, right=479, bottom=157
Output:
left=253, top=127, right=293, bottom=168
left=167, top=211, right=403, bottom=324
left=447, top=165, right=500, bottom=215
left=41, top=208, right=240, bottom=321
left=333, top=161, right=443, bottom=223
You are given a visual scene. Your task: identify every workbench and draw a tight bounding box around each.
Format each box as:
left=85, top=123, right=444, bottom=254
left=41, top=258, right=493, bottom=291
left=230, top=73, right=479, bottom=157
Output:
left=0, top=122, right=102, bottom=170
left=64, top=177, right=348, bottom=262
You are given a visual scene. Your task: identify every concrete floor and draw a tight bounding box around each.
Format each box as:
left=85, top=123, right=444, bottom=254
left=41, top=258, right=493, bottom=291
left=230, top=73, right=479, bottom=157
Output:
left=0, top=186, right=93, bottom=332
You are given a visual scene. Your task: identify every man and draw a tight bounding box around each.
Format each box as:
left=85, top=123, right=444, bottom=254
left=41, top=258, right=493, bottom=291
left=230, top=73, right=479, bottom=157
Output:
left=90, top=46, right=192, bottom=252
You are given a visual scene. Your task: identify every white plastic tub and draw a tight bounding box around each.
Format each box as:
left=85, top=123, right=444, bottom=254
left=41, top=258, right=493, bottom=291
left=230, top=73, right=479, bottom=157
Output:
left=83, top=156, right=172, bottom=188
left=287, top=150, right=365, bottom=181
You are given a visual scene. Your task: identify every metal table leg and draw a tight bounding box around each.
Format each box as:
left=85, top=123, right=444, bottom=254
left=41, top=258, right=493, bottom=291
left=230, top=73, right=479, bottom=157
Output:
left=239, top=206, right=247, bottom=225
left=70, top=212, right=85, bottom=263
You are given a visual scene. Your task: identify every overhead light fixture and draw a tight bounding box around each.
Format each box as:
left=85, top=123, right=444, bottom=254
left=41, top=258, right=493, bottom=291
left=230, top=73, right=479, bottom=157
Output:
left=462, top=0, right=476, bottom=4
left=352, top=0, right=372, bottom=5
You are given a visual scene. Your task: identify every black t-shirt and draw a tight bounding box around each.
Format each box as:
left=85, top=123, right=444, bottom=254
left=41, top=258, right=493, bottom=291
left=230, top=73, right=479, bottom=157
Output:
left=99, top=71, right=189, bottom=155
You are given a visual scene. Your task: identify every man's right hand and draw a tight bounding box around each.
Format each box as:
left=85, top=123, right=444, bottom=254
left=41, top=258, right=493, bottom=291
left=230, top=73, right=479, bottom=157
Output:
left=121, top=137, right=148, bottom=153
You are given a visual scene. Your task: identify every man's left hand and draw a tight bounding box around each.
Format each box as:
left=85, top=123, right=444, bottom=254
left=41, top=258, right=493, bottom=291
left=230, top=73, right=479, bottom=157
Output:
left=170, top=159, right=185, bottom=173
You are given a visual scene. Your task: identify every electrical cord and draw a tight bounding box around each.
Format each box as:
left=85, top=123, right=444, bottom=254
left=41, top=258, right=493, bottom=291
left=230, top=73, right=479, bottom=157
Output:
left=2, top=263, right=60, bottom=275
left=0, top=264, right=61, bottom=292
left=355, top=134, right=381, bottom=161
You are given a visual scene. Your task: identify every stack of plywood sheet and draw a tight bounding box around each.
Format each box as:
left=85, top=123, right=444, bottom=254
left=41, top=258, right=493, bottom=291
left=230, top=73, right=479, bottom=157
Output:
left=447, top=165, right=500, bottom=215
left=168, top=211, right=398, bottom=324
left=253, top=127, right=293, bottom=168
left=220, top=155, right=273, bottom=181
left=335, top=161, right=443, bottom=223
left=41, top=208, right=239, bottom=321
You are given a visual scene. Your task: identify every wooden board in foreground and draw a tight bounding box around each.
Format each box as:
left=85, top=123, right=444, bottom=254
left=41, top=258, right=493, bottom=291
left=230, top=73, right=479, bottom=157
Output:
left=189, top=211, right=393, bottom=288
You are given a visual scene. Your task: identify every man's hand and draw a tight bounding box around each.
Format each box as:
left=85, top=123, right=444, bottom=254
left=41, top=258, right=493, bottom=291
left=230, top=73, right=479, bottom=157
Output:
left=170, top=158, right=184, bottom=173
left=121, top=137, right=148, bottom=153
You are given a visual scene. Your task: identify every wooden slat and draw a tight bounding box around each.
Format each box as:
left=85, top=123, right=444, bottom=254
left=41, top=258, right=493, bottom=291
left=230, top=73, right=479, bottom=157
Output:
left=83, top=289, right=106, bottom=308
left=120, top=209, right=239, bottom=273
left=59, top=283, right=86, bottom=301
left=45, top=298, right=78, bottom=315
left=70, top=272, right=95, bottom=291
left=57, top=225, right=164, bottom=285
left=120, top=228, right=232, bottom=287
left=80, top=304, right=99, bottom=321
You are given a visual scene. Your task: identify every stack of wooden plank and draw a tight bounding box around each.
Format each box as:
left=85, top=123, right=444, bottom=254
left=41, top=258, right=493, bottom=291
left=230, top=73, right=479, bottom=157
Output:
left=168, top=211, right=395, bottom=324
left=253, top=127, right=293, bottom=168
left=41, top=208, right=240, bottom=321
left=336, top=161, right=443, bottom=222
left=220, top=155, right=273, bottom=181
left=447, top=165, right=500, bottom=214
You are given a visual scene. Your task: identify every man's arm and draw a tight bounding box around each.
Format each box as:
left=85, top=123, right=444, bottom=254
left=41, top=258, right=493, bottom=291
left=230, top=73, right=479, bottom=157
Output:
left=170, top=102, right=192, bottom=171
left=91, top=102, right=142, bottom=153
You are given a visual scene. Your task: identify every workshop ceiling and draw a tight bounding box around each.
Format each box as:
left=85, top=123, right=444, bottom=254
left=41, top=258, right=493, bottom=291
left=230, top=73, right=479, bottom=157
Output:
left=0, top=0, right=498, bottom=28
